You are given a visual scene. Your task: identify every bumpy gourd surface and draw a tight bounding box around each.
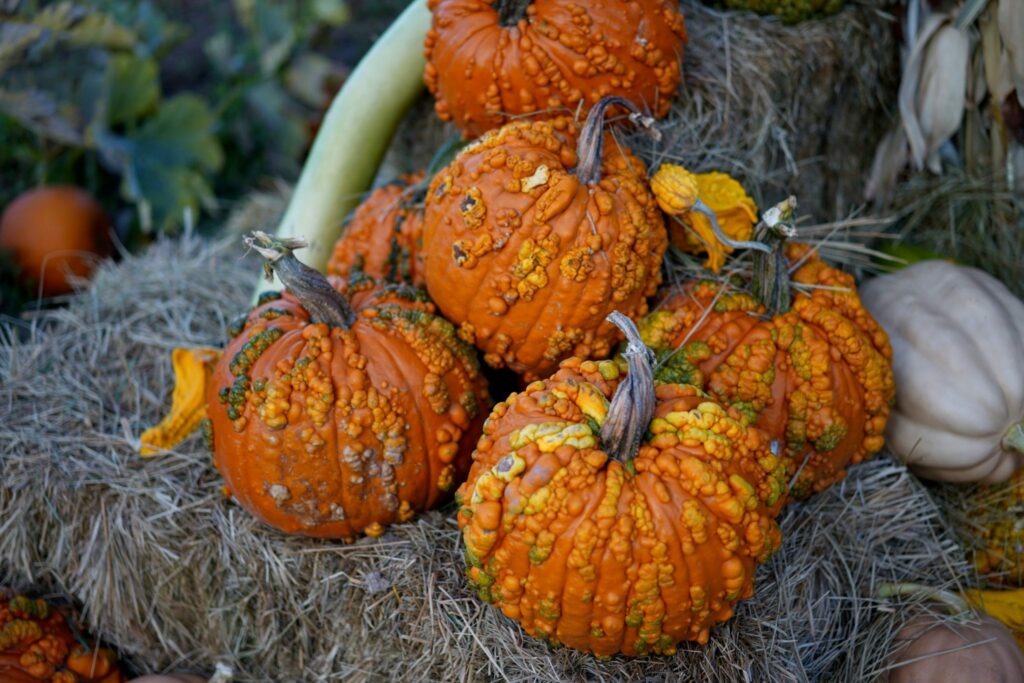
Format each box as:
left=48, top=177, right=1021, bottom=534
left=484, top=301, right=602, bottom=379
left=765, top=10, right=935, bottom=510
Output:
left=0, top=595, right=123, bottom=682
left=424, top=0, right=687, bottom=137
left=423, top=116, right=667, bottom=380
left=327, top=173, right=426, bottom=286
left=208, top=278, right=490, bottom=540
left=971, top=470, right=1024, bottom=586
left=639, top=245, right=894, bottom=498
left=456, top=356, right=785, bottom=656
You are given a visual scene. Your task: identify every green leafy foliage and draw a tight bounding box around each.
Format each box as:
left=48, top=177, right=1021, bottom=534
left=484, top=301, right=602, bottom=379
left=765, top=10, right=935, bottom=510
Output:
left=0, top=1, right=221, bottom=233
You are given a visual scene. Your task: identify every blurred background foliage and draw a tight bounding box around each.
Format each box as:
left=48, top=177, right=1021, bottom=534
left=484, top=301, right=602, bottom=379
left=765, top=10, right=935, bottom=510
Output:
left=0, top=0, right=408, bottom=243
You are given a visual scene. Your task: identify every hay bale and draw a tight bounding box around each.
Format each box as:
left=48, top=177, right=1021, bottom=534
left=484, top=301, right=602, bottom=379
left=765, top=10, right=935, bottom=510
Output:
left=1, top=237, right=970, bottom=681
left=379, top=0, right=900, bottom=221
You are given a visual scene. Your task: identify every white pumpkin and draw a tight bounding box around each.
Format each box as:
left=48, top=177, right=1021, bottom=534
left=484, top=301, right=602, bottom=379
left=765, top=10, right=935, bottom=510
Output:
left=860, top=261, right=1024, bottom=483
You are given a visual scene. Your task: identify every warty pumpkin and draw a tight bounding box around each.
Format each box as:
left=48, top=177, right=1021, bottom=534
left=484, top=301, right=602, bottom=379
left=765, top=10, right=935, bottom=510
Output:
left=456, top=312, right=786, bottom=656
left=326, top=173, right=427, bottom=287
left=859, top=260, right=1024, bottom=484
left=637, top=200, right=895, bottom=498
left=422, top=95, right=668, bottom=381
left=423, top=0, right=688, bottom=138
left=208, top=232, right=489, bottom=540
left=0, top=593, right=125, bottom=683
left=958, top=468, right=1024, bottom=586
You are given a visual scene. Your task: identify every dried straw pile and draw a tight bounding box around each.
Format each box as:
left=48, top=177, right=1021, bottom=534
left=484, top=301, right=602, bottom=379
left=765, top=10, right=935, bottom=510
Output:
left=1, top=235, right=970, bottom=681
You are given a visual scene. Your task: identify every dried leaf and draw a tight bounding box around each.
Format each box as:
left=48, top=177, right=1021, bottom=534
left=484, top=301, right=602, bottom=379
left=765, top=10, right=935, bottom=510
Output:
left=981, top=6, right=1014, bottom=105
left=865, top=126, right=910, bottom=202
left=999, top=0, right=1024, bottom=106
left=900, top=15, right=969, bottom=173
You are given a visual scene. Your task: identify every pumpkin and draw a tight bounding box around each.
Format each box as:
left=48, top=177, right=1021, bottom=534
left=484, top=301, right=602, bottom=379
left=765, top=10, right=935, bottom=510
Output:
left=422, top=96, right=668, bottom=381
left=0, top=593, right=125, bottom=683
left=0, top=186, right=111, bottom=297
left=859, top=261, right=1024, bottom=484
left=879, top=583, right=1024, bottom=683
left=326, top=173, right=426, bottom=286
left=963, top=587, right=1024, bottom=649
left=637, top=201, right=895, bottom=498
left=650, top=163, right=760, bottom=273
left=456, top=312, right=787, bottom=656
left=423, top=0, right=688, bottom=137
left=208, top=232, right=489, bottom=540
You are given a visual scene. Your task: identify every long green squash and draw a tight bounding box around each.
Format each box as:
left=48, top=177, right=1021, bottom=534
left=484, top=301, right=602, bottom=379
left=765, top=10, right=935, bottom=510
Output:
left=254, top=0, right=430, bottom=300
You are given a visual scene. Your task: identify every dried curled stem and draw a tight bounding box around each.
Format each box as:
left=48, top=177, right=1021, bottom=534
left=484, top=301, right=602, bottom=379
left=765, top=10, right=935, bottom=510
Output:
left=246, top=231, right=354, bottom=328
left=601, top=311, right=657, bottom=462
left=494, top=0, right=532, bottom=25
left=751, top=196, right=799, bottom=316
left=575, top=96, right=660, bottom=186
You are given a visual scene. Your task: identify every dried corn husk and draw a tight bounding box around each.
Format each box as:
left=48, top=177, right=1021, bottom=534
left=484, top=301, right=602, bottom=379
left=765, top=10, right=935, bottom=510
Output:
left=1000, top=0, right=1024, bottom=106
left=900, top=13, right=970, bottom=173
left=865, top=126, right=910, bottom=202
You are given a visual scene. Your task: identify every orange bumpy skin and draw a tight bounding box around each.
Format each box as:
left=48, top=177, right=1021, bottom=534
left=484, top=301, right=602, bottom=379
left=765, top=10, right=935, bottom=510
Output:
left=422, top=115, right=667, bottom=381
left=639, top=245, right=894, bottom=498
left=424, top=0, right=687, bottom=138
left=0, top=594, right=125, bottom=682
left=972, top=470, right=1024, bottom=586
left=327, top=173, right=427, bottom=287
left=208, top=277, right=490, bottom=540
left=455, top=356, right=785, bottom=656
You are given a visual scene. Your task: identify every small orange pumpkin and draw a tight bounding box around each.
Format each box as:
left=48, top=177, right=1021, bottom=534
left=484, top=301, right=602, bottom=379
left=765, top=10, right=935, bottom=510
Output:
left=423, top=0, right=688, bottom=137
left=208, top=233, right=489, bottom=540
left=422, top=96, right=668, bottom=381
left=0, top=186, right=111, bottom=297
left=326, top=173, right=426, bottom=286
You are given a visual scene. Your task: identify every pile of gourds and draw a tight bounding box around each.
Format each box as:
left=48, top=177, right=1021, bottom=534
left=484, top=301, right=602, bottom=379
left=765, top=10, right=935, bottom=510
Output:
left=136, top=0, right=1024, bottom=669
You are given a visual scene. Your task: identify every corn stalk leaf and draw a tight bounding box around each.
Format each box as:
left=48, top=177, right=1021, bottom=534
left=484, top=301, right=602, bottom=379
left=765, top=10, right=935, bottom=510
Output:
left=999, top=0, right=1024, bottom=106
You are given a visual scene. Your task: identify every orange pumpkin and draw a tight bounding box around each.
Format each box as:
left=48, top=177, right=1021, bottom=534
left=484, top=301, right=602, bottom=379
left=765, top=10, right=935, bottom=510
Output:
left=637, top=210, right=894, bottom=498
left=422, top=96, right=668, bottom=381
left=0, top=593, right=124, bottom=683
left=326, top=173, right=426, bottom=286
left=208, top=233, right=489, bottom=540
left=0, top=186, right=111, bottom=297
left=424, top=0, right=687, bottom=137
left=456, top=313, right=786, bottom=655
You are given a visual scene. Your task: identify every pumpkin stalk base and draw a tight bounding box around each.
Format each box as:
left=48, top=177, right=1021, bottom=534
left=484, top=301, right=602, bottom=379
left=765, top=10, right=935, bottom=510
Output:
left=752, top=196, right=798, bottom=317
left=494, top=0, right=532, bottom=26
left=601, top=311, right=656, bottom=462
left=246, top=231, right=355, bottom=328
left=1002, top=422, right=1024, bottom=455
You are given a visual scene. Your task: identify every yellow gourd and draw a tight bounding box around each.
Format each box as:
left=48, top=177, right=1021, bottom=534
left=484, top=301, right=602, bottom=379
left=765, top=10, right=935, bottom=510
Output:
left=650, top=164, right=759, bottom=272
left=139, top=347, right=221, bottom=455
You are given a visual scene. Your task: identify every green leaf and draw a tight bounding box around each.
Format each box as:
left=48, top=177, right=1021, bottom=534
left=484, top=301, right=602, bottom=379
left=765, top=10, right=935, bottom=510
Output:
left=876, top=243, right=957, bottom=269
left=0, top=87, right=84, bottom=145
left=312, top=0, right=351, bottom=27
left=97, top=94, right=223, bottom=232
left=106, top=54, right=159, bottom=125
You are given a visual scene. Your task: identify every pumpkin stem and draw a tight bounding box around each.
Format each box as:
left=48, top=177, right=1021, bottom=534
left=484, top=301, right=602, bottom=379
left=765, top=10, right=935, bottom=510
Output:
left=494, top=0, right=532, bottom=26
left=246, top=231, right=355, bottom=328
left=751, top=196, right=798, bottom=316
left=575, top=96, right=659, bottom=186
left=601, top=311, right=657, bottom=463
left=1003, top=421, right=1024, bottom=455
left=877, top=582, right=972, bottom=620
